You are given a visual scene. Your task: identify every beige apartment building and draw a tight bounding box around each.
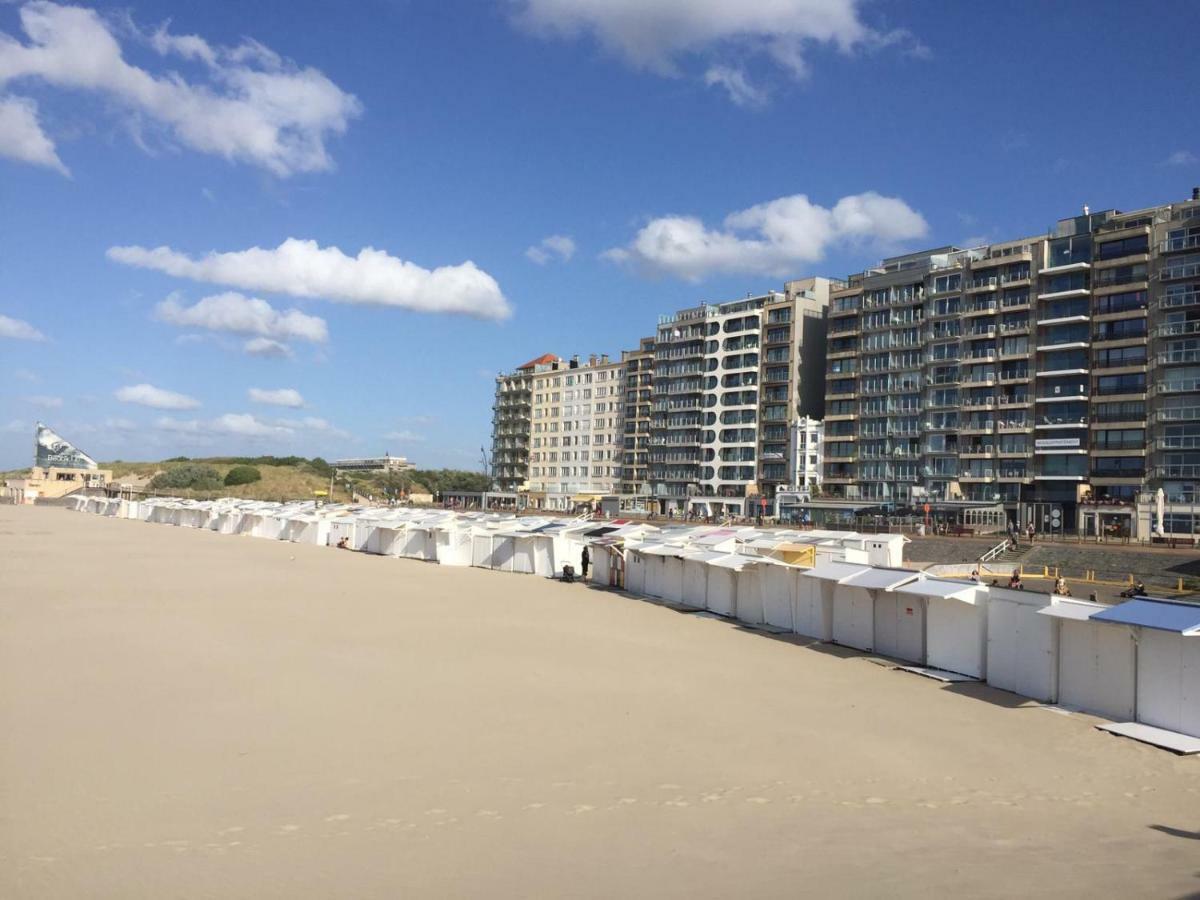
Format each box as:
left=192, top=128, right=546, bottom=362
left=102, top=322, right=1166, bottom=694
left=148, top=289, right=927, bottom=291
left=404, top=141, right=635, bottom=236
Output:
left=526, top=354, right=625, bottom=510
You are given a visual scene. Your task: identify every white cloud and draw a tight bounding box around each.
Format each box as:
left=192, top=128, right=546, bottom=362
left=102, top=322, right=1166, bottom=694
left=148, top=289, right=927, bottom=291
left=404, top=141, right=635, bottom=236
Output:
left=1163, top=150, right=1197, bottom=167
left=25, top=394, right=62, bottom=409
left=384, top=429, right=426, bottom=443
left=248, top=387, right=304, bottom=408
left=13, top=367, right=38, bottom=382
left=154, top=291, right=328, bottom=343
left=704, top=66, right=766, bottom=107
left=511, top=0, right=921, bottom=94
left=0, top=1, right=360, bottom=176
left=155, top=411, right=349, bottom=441
left=156, top=412, right=290, bottom=438
left=0, top=94, right=69, bottom=175
left=0, top=314, right=45, bottom=341
left=243, top=337, right=293, bottom=358
left=605, top=190, right=928, bottom=280
left=525, top=234, right=576, bottom=265
left=3, top=419, right=27, bottom=434
left=115, top=382, right=200, bottom=410
left=280, top=416, right=350, bottom=439
left=108, top=238, right=512, bottom=320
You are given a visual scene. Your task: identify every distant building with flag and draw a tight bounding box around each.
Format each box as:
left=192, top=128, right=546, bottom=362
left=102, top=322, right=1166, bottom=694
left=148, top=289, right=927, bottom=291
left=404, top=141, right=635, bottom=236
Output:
left=3, top=423, right=111, bottom=504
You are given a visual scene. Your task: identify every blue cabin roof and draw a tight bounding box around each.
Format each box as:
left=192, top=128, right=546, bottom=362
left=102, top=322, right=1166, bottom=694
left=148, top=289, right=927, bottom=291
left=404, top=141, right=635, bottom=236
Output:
left=1091, top=597, right=1200, bottom=635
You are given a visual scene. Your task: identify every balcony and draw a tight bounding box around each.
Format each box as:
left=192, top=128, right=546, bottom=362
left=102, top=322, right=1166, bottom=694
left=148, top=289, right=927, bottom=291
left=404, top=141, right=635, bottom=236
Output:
left=959, top=470, right=996, bottom=481
left=1001, top=294, right=1032, bottom=310
left=1158, top=349, right=1200, bottom=365
left=1155, top=378, right=1200, bottom=394
left=997, top=469, right=1033, bottom=482
left=963, top=301, right=999, bottom=316
left=1037, top=287, right=1091, bottom=302
left=960, top=422, right=995, bottom=434
left=1155, top=436, right=1200, bottom=450
left=966, top=276, right=999, bottom=293
left=960, top=445, right=996, bottom=457
left=1162, top=234, right=1200, bottom=253
left=1156, top=464, right=1200, bottom=479
left=1161, top=288, right=1200, bottom=309
left=1036, top=313, right=1089, bottom=326
left=961, top=396, right=997, bottom=408
left=1161, top=260, right=1200, bottom=281
left=1156, top=406, right=1200, bottom=422
left=1040, top=261, right=1091, bottom=275
left=998, top=394, right=1031, bottom=406
left=997, top=421, right=1032, bottom=433
left=1155, top=320, right=1200, bottom=338
left=962, top=374, right=997, bottom=387
left=999, top=370, right=1031, bottom=383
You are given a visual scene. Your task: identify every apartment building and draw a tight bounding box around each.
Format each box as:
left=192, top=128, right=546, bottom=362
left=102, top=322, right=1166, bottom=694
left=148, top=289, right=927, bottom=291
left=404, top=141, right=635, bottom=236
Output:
left=757, top=278, right=834, bottom=499
left=792, top=416, right=824, bottom=490
left=822, top=188, right=1200, bottom=540
left=650, top=281, right=834, bottom=519
left=491, top=353, right=559, bottom=493
left=619, top=337, right=655, bottom=500
left=526, top=354, right=625, bottom=509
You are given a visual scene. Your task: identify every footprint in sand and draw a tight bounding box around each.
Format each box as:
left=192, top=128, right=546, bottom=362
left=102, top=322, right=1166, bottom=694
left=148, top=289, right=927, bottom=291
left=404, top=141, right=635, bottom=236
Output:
left=745, top=797, right=771, bottom=805
left=218, top=826, right=245, bottom=836
left=615, top=798, right=638, bottom=806
left=572, top=804, right=595, bottom=814
left=663, top=798, right=690, bottom=808
left=522, top=802, right=546, bottom=810
left=476, top=810, right=501, bottom=819
left=424, top=808, right=447, bottom=816
left=865, top=797, right=887, bottom=805
left=279, top=824, right=301, bottom=833
left=657, top=783, right=682, bottom=791
left=324, top=814, right=351, bottom=822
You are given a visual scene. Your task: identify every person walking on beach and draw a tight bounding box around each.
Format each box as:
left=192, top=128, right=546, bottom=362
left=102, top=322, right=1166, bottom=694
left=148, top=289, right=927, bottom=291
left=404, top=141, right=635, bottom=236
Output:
left=580, top=546, right=590, bottom=581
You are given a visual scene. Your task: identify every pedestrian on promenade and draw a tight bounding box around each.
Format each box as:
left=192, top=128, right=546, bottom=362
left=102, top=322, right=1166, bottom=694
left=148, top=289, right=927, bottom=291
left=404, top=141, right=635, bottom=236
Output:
left=581, top=546, right=590, bottom=580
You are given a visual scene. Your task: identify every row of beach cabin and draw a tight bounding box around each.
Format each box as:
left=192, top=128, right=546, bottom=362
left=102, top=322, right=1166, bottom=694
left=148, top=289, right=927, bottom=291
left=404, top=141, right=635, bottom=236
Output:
left=66, top=494, right=1199, bottom=748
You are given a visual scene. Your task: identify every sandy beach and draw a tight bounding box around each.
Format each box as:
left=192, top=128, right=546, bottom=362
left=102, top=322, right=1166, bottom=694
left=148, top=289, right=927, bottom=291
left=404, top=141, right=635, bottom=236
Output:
left=1, top=504, right=1198, bottom=899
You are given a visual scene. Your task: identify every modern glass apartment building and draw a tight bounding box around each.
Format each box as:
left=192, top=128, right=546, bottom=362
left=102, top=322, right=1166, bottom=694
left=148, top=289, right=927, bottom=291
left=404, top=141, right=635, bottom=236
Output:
left=822, top=189, right=1200, bottom=539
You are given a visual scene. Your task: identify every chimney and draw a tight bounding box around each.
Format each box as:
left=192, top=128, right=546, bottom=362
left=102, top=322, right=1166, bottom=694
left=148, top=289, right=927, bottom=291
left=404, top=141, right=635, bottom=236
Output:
left=600, top=354, right=610, bottom=365
left=569, top=354, right=579, bottom=369
left=588, top=354, right=597, bottom=367
left=1193, top=186, right=1199, bottom=201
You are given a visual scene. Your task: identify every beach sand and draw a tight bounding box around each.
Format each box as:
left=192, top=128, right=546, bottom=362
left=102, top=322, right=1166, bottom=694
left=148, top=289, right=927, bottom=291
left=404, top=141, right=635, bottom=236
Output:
left=2, top=504, right=1198, bottom=899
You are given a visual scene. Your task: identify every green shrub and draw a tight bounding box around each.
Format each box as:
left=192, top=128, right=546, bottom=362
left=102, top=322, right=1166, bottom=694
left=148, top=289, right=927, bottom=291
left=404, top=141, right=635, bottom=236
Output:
left=224, top=465, right=263, bottom=487
left=148, top=463, right=223, bottom=491
left=307, top=457, right=334, bottom=478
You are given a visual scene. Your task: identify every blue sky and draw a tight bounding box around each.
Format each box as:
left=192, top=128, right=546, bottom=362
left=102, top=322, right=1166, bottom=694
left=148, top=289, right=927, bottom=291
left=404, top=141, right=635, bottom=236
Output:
left=2, top=0, right=1198, bottom=470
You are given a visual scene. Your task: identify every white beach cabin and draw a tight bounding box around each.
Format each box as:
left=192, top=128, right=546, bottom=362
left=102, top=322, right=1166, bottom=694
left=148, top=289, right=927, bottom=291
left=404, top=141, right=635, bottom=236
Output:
left=894, top=578, right=989, bottom=678
left=986, top=588, right=1057, bottom=702
left=1091, top=598, right=1200, bottom=740
left=1037, top=597, right=1135, bottom=721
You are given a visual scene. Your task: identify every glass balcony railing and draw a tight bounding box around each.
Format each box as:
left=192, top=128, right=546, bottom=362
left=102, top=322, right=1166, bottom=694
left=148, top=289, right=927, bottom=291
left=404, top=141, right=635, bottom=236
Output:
left=1161, top=234, right=1200, bottom=253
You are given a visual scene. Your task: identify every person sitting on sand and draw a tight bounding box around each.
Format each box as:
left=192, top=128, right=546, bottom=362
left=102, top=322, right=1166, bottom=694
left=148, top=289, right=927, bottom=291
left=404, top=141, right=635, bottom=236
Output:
left=1053, top=576, right=1070, bottom=597
left=336, top=537, right=349, bottom=550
